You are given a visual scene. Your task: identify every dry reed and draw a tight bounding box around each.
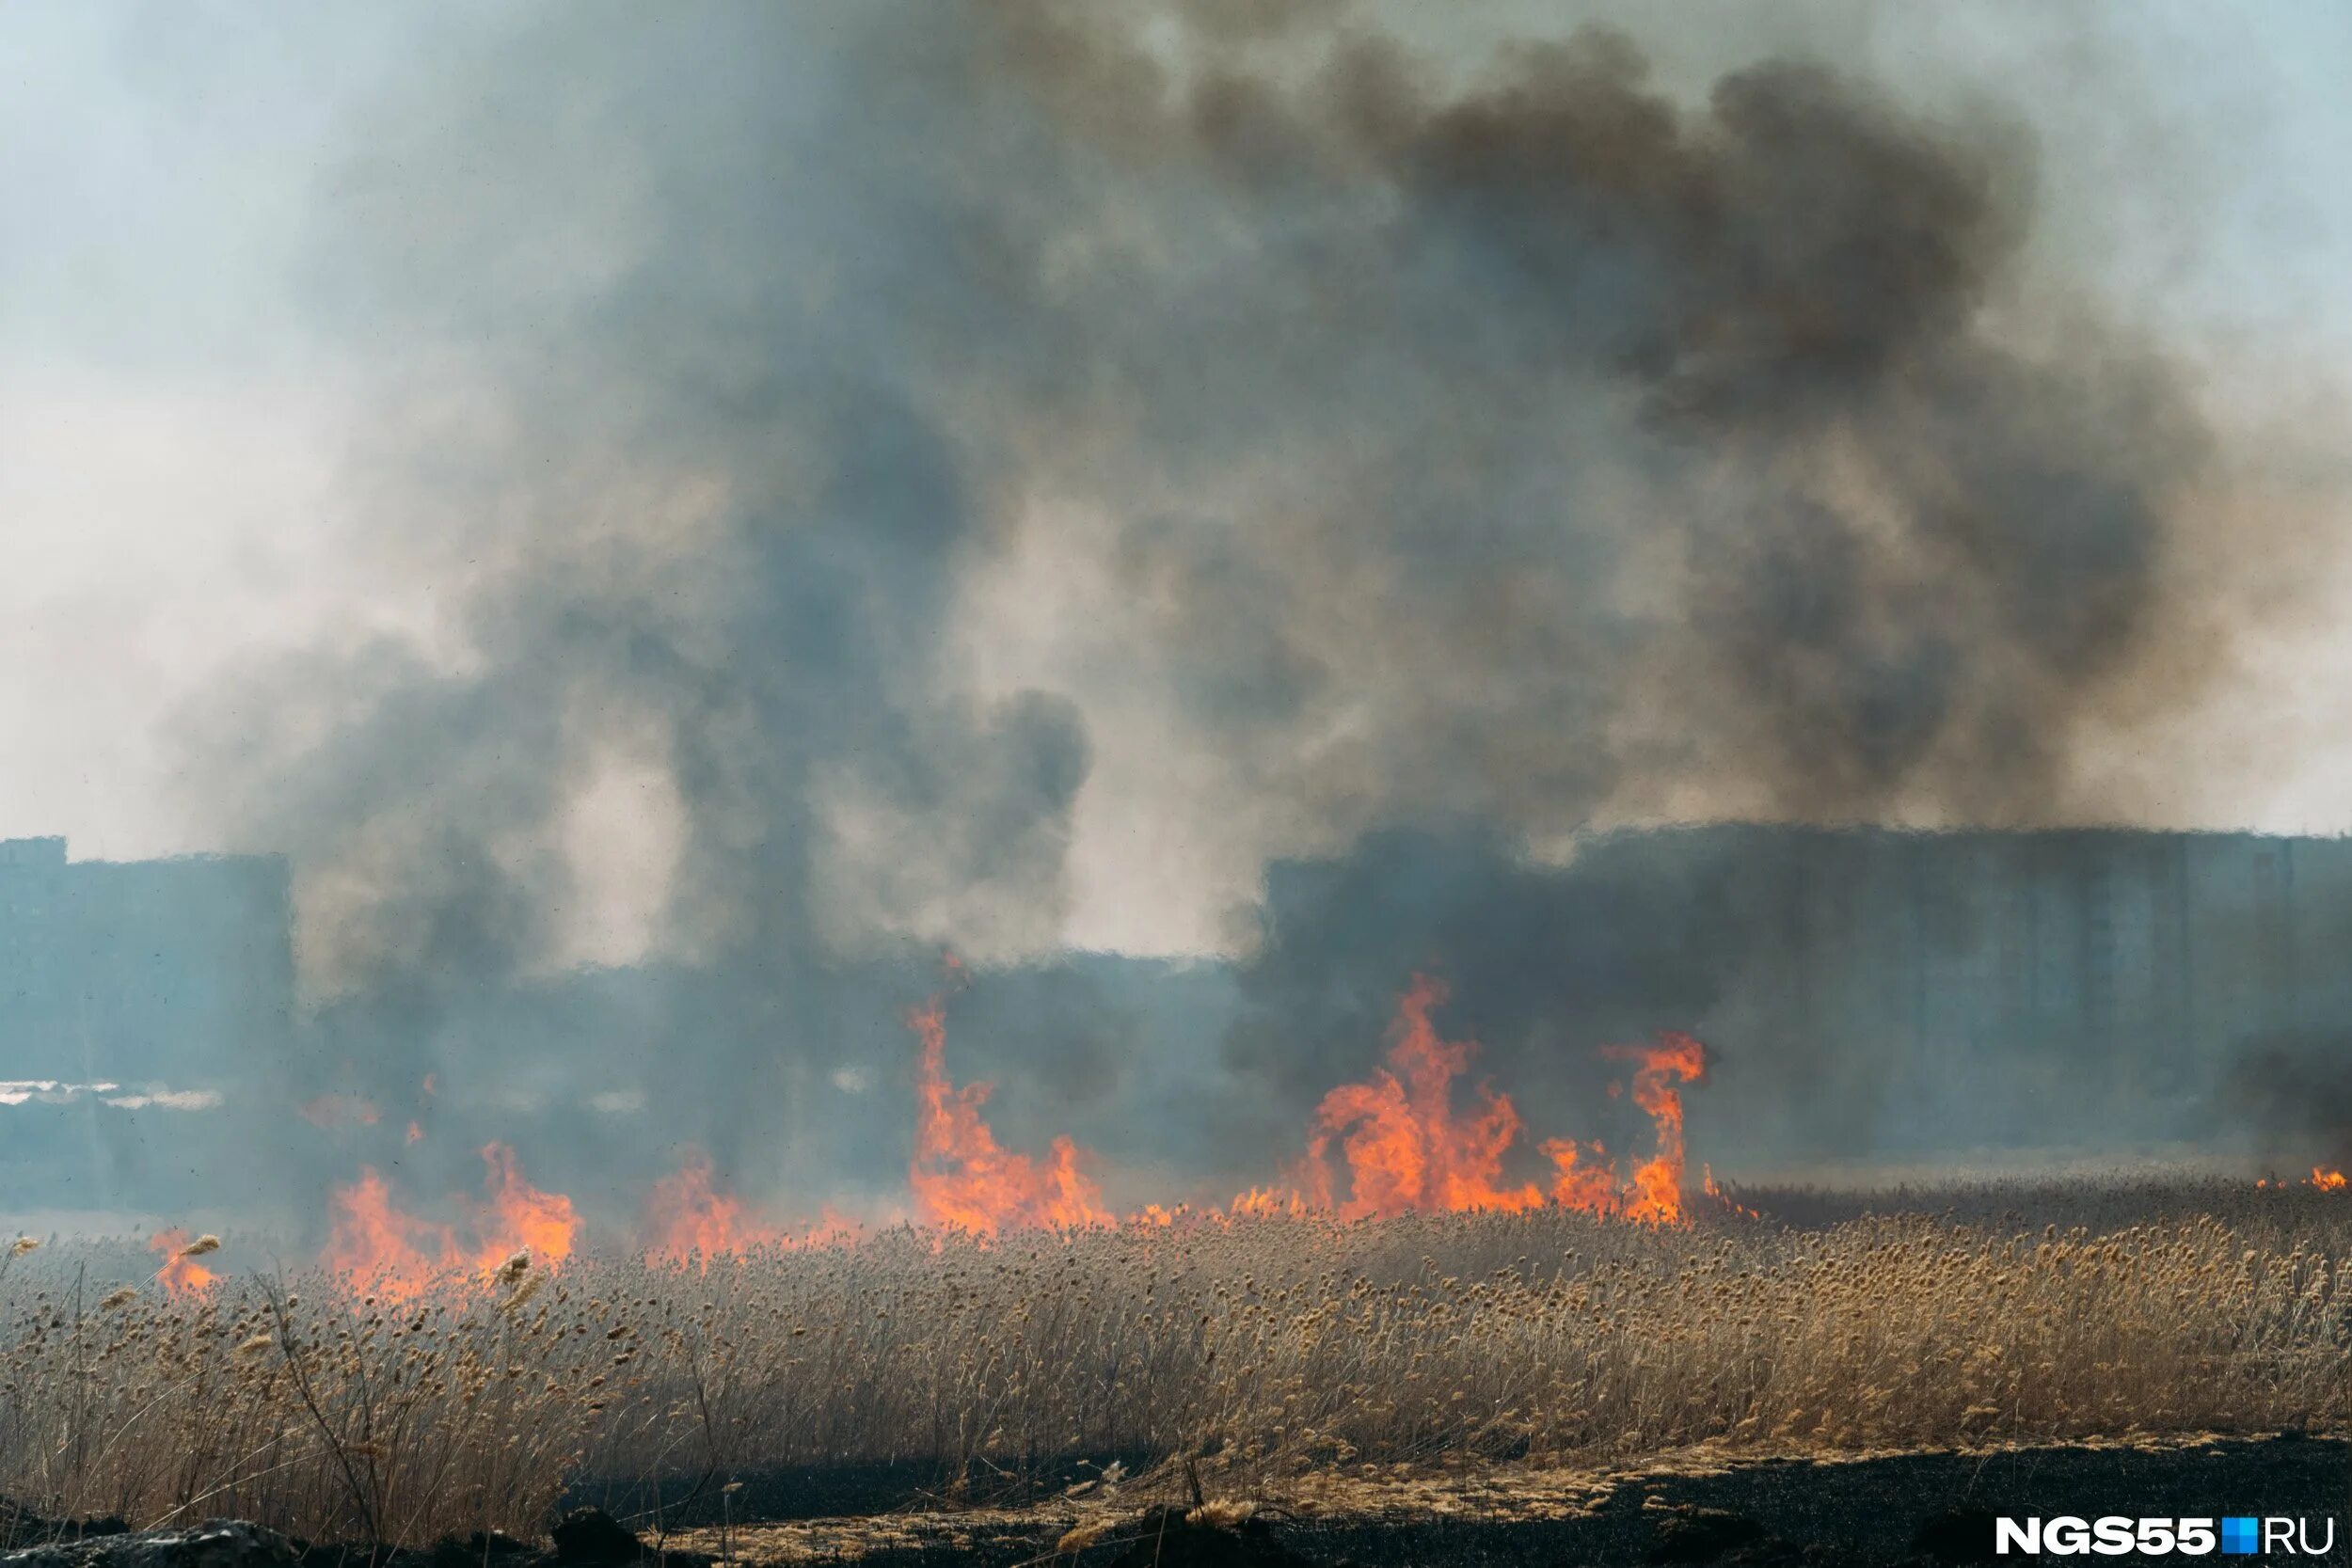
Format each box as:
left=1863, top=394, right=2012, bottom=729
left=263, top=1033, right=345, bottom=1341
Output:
left=1, top=1177, right=2344, bottom=1544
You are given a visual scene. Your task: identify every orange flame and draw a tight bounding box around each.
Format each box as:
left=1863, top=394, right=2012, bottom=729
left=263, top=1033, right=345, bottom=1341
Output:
left=312, top=977, right=1717, bottom=1260
left=2315, top=1166, right=2348, bottom=1193
left=324, top=1168, right=454, bottom=1301
left=465, top=1143, right=578, bottom=1274
left=147, top=1229, right=216, bottom=1298
left=1229, top=1186, right=1311, bottom=1219
left=644, top=1156, right=854, bottom=1259
left=1301, top=976, right=1546, bottom=1220
left=1538, top=1135, right=1622, bottom=1214
left=1701, top=1164, right=1761, bottom=1219
left=644, top=1158, right=861, bottom=1268
left=323, top=1144, right=575, bottom=1297
left=1601, top=1032, right=1707, bottom=1225
left=1239, top=978, right=1711, bottom=1226
left=908, top=998, right=1109, bottom=1234
left=646, top=1155, right=767, bottom=1266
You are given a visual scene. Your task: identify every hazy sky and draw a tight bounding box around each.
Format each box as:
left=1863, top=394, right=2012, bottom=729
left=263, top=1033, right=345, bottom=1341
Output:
left=6, top=2, right=2352, bottom=957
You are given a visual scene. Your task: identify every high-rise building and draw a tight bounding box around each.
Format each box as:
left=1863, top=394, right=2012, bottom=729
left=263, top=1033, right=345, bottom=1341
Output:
left=0, top=836, right=294, bottom=1089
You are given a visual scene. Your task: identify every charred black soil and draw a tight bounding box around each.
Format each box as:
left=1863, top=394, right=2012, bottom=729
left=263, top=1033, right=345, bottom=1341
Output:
left=7, top=1436, right=2344, bottom=1568
left=655, top=1434, right=2348, bottom=1565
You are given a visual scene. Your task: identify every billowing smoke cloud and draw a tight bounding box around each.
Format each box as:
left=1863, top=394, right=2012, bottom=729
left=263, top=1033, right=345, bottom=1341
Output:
left=986, top=6, right=2216, bottom=861
left=168, top=1, right=2293, bottom=1222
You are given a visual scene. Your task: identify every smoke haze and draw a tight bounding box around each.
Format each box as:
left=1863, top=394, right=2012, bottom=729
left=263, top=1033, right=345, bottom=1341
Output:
left=7, top=1, right=2351, bottom=1228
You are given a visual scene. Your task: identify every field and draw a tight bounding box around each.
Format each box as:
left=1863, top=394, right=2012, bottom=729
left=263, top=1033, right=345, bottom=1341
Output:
left=2, top=1175, right=2347, bottom=1560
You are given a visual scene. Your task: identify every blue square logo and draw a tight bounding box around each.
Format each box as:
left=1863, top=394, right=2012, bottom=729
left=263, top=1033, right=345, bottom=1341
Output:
left=2221, top=1516, right=2261, bottom=1555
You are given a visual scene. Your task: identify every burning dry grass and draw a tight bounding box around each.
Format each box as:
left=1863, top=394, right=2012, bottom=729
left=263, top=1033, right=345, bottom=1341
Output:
left=1, top=1177, right=2346, bottom=1546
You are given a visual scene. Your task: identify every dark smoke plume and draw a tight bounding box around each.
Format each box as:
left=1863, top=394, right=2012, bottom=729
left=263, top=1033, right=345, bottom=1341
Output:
left=2225, top=1037, right=2352, bottom=1174
left=173, top=1, right=2270, bottom=1222
left=995, top=7, right=2211, bottom=848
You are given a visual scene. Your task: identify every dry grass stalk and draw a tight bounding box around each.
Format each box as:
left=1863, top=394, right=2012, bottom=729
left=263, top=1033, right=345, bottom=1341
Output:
left=0, top=1176, right=2341, bottom=1544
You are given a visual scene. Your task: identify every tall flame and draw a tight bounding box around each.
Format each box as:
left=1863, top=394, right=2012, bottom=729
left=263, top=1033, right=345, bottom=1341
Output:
left=1244, top=978, right=1711, bottom=1227
left=909, top=998, right=1109, bottom=1234
left=147, top=1228, right=217, bottom=1298
left=1303, top=975, right=1546, bottom=1220
left=1600, top=1032, right=1708, bottom=1225
left=466, top=1142, right=578, bottom=1274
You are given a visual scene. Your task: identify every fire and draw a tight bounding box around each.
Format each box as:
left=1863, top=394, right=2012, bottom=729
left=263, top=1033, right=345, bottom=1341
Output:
left=642, top=1154, right=856, bottom=1267
left=148, top=1229, right=218, bottom=1297
left=1538, top=1136, right=1621, bottom=1214
left=1601, top=1032, right=1708, bottom=1225
left=1230, top=1186, right=1311, bottom=1219
left=323, top=1144, right=575, bottom=1298
left=908, top=998, right=1109, bottom=1234
left=1300, top=976, right=1546, bottom=1220
left=325, top=1168, right=455, bottom=1301
left=1701, top=1164, right=1761, bottom=1219
left=466, top=1142, right=578, bottom=1273
left=2259, top=1167, right=2346, bottom=1193
left=308, top=975, right=1719, bottom=1260
left=647, top=1155, right=769, bottom=1265
left=1243, top=977, right=1711, bottom=1227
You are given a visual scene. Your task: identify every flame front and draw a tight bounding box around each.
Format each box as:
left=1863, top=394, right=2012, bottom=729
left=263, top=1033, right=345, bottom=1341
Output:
left=310, top=974, right=1720, bottom=1258
left=147, top=1228, right=216, bottom=1298
left=2316, top=1166, right=2348, bottom=1193
left=909, top=999, right=1109, bottom=1234
left=1242, top=977, right=1713, bottom=1226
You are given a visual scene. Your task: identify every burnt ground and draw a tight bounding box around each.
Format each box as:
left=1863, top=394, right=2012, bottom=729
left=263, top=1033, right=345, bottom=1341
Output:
left=654, top=1433, right=2349, bottom=1565
left=7, top=1436, right=2344, bottom=1568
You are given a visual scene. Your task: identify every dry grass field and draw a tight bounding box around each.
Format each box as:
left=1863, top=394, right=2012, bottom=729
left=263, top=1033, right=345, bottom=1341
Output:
left=1, top=1176, right=2346, bottom=1549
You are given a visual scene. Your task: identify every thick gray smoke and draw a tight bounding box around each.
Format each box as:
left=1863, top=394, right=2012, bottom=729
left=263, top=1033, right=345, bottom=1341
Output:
left=997, top=8, right=2212, bottom=849
left=175, top=1, right=2280, bottom=1223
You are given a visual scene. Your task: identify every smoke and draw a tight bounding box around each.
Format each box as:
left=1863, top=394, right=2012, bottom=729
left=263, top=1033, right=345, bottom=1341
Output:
left=2224, top=1036, right=2352, bottom=1174
left=167, top=1, right=2300, bottom=1221
left=984, top=6, right=2217, bottom=863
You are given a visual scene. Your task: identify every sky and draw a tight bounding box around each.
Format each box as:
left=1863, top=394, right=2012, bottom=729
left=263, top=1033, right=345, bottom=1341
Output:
left=6, top=1, right=2352, bottom=959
